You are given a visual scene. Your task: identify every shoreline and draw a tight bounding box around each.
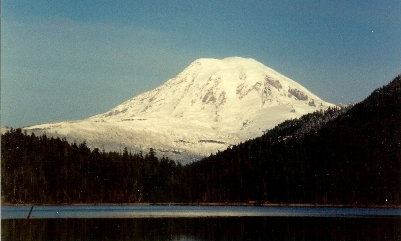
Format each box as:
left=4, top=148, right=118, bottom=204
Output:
left=2, top=202, right=400, bottom=209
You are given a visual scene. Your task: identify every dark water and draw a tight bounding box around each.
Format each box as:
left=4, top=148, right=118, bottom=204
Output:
left=2, top=217, right=401, bottom=241
left=2, top=206, right=401, bottom=241
left=2, top=205, right=401, bottom=219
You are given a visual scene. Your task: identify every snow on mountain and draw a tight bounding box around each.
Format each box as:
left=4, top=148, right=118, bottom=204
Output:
left=24, top=57, right=334, bottom=163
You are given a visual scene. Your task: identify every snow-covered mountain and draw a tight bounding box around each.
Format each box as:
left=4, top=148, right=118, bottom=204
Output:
left=24, top=57, right=334, bottom=163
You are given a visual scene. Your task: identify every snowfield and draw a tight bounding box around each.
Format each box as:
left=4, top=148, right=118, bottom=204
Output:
left=24, top=57, right=334, bottom=163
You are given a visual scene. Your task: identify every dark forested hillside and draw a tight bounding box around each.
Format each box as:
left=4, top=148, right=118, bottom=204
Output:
left=185, top=75, right=401, bottom=205
left=262, top=105, right=351, bottom=142
left=2, top=75, right=400, bottom=205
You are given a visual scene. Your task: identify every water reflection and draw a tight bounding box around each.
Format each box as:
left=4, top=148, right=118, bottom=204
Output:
left=3, top=205, right=401, bottom=219
left=2, top=217, right=401, bottom=241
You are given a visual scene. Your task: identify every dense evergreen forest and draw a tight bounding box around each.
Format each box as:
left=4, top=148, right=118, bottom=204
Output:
left=1, top=131, right=187, bottom=203
left=2, top=75, right=400, bottom=205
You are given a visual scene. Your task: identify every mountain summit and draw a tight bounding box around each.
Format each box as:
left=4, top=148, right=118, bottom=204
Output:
left=25, top=57, right=334, bottom=162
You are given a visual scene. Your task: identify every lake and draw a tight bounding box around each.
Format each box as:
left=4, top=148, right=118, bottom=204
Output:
left=2, top=205, right=401, bottom=241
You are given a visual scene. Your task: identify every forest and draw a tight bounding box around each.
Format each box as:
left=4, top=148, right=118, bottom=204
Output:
left=2, top=75, right=400, bottom=205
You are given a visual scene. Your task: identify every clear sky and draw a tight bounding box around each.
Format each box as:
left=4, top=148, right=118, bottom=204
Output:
left=2, top=0, right=401, bottom=127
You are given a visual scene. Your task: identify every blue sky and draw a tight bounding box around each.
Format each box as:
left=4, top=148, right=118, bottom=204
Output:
left=2, top=0, right=401, bottom=127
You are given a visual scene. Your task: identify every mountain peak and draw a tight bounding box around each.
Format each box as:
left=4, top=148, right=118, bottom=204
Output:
left=192, top=56, right=258, bottom=64
left=98, top=57, right=331, bottom=121
left=25, top=57, right=334, bottom=163
left=187, top=57, right=264, bottom=71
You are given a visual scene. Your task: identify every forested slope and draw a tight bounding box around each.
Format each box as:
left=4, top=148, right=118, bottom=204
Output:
left=186, top=75, right=401, bottom=205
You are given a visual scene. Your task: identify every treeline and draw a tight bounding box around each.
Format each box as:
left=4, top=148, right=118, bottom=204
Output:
left=2, top=75, right=400, bottom=205
left=1, top=130, right=187, bottom=203
left=265, top=105, right=352, bottom=142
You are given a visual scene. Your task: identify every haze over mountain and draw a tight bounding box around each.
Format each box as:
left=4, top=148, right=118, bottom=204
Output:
left=24, top=57, right=333, bottom=162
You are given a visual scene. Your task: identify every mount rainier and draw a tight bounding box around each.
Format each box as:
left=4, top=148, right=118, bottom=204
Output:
left=25, top=57, right=334, bottom=163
